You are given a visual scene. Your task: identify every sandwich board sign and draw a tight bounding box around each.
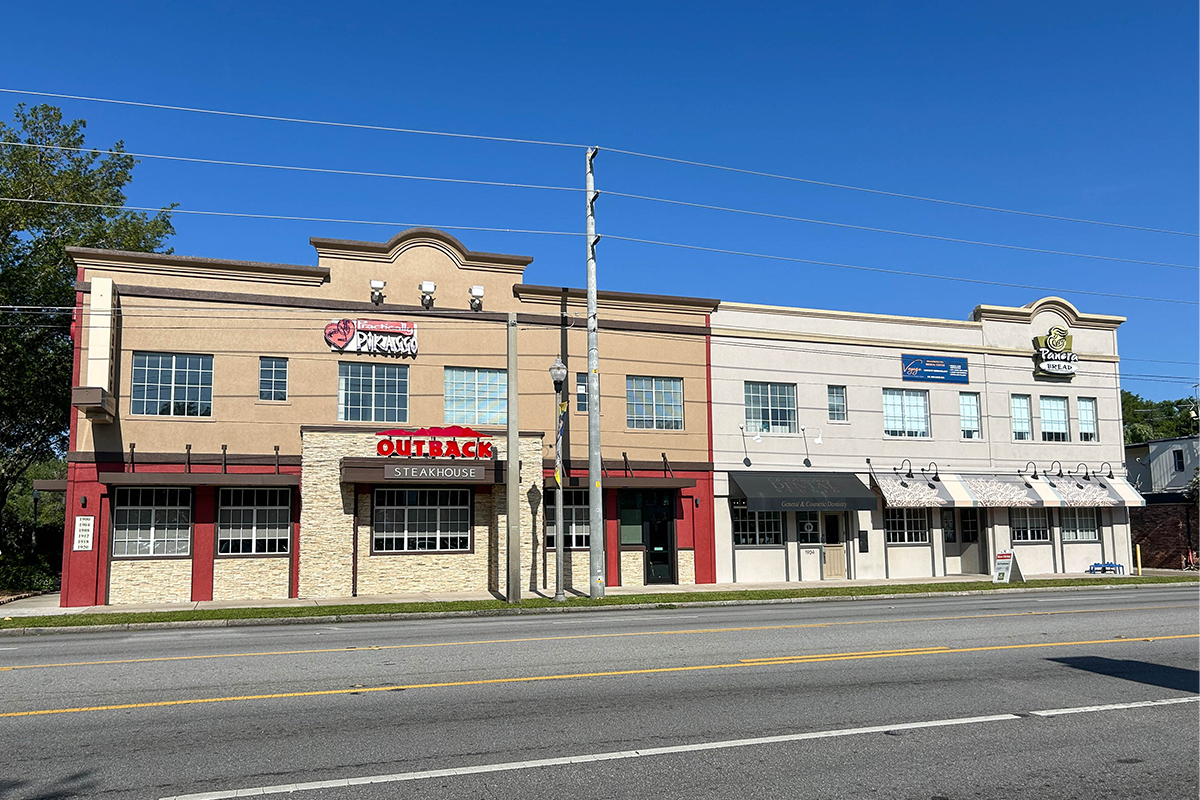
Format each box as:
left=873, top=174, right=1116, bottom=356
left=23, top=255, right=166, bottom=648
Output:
left=993, top=549, right=1024, bottom=583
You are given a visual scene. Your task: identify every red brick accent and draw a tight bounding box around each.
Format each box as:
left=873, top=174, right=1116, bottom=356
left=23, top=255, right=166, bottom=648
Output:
left=1131, top=503, right=1197, bottom=569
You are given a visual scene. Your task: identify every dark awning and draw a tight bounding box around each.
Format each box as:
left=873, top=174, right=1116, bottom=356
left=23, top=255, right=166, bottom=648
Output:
left=729, top=472, right=876, bottom=512
left=546, top=475, right=697, bottom=489
left=99, top=473, right=299, bottom=487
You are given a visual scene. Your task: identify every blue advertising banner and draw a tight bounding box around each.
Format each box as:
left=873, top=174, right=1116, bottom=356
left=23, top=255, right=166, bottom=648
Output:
left=902, top=354, right=969, bottom=384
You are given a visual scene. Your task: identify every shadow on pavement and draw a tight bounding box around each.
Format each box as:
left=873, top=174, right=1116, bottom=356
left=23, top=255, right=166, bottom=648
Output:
left=1049, top=656, right=1200, bottom=693
left=0, top=770, right=99, bottom=800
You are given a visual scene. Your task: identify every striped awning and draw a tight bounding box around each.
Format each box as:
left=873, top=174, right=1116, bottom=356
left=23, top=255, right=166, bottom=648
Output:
left=875, top=472, right=1144, bottom=508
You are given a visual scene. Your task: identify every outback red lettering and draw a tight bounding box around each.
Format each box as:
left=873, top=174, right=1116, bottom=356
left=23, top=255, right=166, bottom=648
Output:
left=462, top=441, right=476, bottom=457
left=413, top=441, right=426, bottom=457
left=377, top=439, right=394, bottom=456
left=444, top=441, right=461, bottom=458
left=429, top=441, right=444, bottom=457
left=396, top=440, right=412, bottom=457
left=478, top=441, right=494, bottom=458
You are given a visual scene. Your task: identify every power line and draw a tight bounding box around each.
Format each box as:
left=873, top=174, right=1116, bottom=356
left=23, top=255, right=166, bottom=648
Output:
left=3, top=87, right=1193, bottom=238
left=605, top=234, right=1199, bottom=306
left=0, top=197, right=584, bottom=238
left=0, top=141, right=583, bottom=193
left=607, top=190, right=1198, bottom=271
left=0, top=88, right=587, bottom=150
left=604, top=147, right=1199, bottom=238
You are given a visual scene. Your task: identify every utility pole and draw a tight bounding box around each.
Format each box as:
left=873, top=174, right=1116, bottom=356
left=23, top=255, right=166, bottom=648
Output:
left=586, top=147, right=605, bottom=599
left=506, top=312, right=521, bottom=603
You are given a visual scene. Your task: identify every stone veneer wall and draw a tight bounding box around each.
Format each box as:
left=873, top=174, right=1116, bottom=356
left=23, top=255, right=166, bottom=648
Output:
left=537, top=550, right=590, bottom=592
left=300, top=430, right=543, bottom=598
left=213, top=558, right=290, bottom=601
left=620, top=550, right=645, bottom=587
left=676, top=549, right=696, bottom=585
left=108, top=560, right=192, bottom=604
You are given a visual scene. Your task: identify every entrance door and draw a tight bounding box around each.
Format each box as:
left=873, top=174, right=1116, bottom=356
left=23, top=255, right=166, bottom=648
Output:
left=958, top=508, right=987, bottom=574
left=823, top=513, right=846, bottom=579
left=643, top=490, right=675, bottom=584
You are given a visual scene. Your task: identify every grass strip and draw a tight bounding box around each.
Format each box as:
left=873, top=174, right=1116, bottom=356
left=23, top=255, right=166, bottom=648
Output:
left=1, top=575, right=1195, bottom=630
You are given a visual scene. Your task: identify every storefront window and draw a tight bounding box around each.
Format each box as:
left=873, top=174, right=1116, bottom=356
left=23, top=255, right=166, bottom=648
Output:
left=374, top=489, right=471, bottom=552
left=732, top=506, right=783, bottom=546
left=131, top=352, right=213, bottom=417
left=338, top=362, right=408, bottom=422
left=217, top=489, right=291, bottom=554
left=884, top=508, right=929, bottom=543
left=795, top=510, right=821, bottom=543
left=444, top=367, right=507, bottom=425
left=546, top=489, right=590, bottom=549
left=112, top=488, right=192, bottom=556
left=1010, top=508, right=1050, bottom=541
left=744, top=382, right=797, bottom=433
left=882, top=389, right=929, bottom=438
left=1060, top=508, right=1099, bottom=541
left=960, top=508, right=983, bottom=543
left=626, top=376, right=683, bottom=430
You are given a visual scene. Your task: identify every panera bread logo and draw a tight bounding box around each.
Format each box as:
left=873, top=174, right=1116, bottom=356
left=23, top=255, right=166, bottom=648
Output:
left=1033, top=325, right=1079, bottom=377
left=375, top=426, right=494, bottom=459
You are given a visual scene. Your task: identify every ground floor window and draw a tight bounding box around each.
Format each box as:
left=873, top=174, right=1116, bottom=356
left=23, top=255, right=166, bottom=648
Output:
left=112, top=488, right=192, bottom=556
left=732, top=504, right=783, bottom=546
left=960, top=508, right=983, bottom=543
left=884, top=508, right=929, bottom=543
left=795, top=510, right=821, bottom=544
left=1060, top=508, right=1100, bottom=541
left=217, top=489, right=291, bottom=554
left=374, top=488, right=472, bottom=552
left=546, top=489, right=590, bottom=549
left=1010, top=508, right=1050, bottom=541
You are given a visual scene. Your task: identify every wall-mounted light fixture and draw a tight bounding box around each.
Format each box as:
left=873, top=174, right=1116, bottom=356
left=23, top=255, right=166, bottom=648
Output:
left=921, top=461, right=940, bottom=486
left=468, top=285, right=485, bottom=311
left=419, top=281, right=437, bottom=309
left=369, top=279, right=386, bottom=306
left=738, top=424, right=752, bottom=467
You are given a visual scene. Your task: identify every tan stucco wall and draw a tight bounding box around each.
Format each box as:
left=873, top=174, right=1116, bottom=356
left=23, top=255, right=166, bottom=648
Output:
left=212, top=558, right=290, bottom=601
left=108, top=560, right=191, bottom=604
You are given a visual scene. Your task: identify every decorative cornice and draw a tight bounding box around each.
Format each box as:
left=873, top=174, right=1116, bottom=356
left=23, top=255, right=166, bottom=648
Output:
left=309, top=227, right=533, bottom=273
left=66, top=247, right=330, bottom=286
left=972, top=296, right=1125, bottom=330
left=717, top=301, right=981, bottom=329
left=515, top=284, right=720, bottom=313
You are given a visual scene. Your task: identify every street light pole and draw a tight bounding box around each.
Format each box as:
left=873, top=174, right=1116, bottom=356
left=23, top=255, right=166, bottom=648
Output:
left=549, top=357, right=568, bottom=602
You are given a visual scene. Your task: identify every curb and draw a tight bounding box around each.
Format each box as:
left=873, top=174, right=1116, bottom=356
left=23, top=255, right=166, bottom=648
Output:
left=1, top=580, right=1196, bottom=637
left=0, top=591, right=42, bottom=607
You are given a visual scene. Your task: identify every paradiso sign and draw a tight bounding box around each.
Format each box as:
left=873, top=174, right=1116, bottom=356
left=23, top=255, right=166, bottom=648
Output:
left=375, top=426, right=494, bottom=459
left=324, top=318, right=418, bottom=356
left=1033, top=325, right=1079, bottom=377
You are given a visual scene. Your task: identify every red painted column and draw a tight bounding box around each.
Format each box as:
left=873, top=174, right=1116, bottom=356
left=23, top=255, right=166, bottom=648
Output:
left=191, top=486, right=215, bottom=602
left=605, top=489, right=620, bottom=586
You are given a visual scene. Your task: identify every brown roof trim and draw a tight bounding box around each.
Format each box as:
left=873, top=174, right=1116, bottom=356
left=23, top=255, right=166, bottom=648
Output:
left=546, top=459, right=714, bottom=473
left=66, top=247, right=330, bottom=281
left=548, top=475, right=698, bottom=489
left=99, top=473, right=300, bottom=487
left=32, top=479, right=68, bottom=492
left=309, top=227, right=534, bottom=267
left=515, top=284, right=720, bottom=311
left=68, top=451, right=302, bottom=466
left=302, top=424, right=545, bottom=438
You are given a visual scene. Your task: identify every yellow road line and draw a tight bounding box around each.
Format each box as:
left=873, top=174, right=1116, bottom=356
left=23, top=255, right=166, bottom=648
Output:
left=741, top=647, right=951, bottom=662
left=1, top=634, right=1194, bottom=720
left=1, top=603, right=1193, bottom=673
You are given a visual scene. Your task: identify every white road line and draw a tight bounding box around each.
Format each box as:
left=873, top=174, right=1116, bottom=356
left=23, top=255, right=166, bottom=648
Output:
left=159, top=696, right=1200, bottom=800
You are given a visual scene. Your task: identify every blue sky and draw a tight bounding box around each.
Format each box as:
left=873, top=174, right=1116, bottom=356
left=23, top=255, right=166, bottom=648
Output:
left=2, top=1, right=1196, bottom=399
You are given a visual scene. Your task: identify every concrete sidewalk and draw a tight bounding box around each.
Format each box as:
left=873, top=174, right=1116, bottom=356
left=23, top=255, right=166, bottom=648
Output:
left=2, top=569, right=1190, bottom=618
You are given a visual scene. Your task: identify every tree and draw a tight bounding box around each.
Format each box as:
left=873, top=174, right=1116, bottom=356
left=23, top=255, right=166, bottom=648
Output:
left=1121, top=390, right=1199, bottom=445
left=0, top=104, right=175, bottom=551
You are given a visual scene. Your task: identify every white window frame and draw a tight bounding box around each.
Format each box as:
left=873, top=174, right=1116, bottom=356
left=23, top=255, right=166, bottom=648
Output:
left=882, top=388, right=930, bottom=438
left=1077, top=397, right=1098, bottom=442
left=1011, top=394, right=1033, bottom=441
left=1010, top=507, right=1050, bottom=542
left=444, top=367, right=507, bottom=426
left=131, top=352, right=213, bottom=417
left=373, top=488, right=472, bottom=553
left=545, top=489, right=590, bottom=549
left=744, top=381, right=797, bottom=434
left=626, top=376, right=684, bottom=430
left=258, top=356, right=289, bottom=402
left=884, top=508, right=929, bottom=544
left=795, top=510, right=821, bottom=544
left=338, top=362, right=409, bottom=422
left=731, top=505, right=784, bottom=546
left=217, top=489, right=291, bottom=555
left=112, top=487, right=192, bottom=557
left=1060, top=507, right=1100, bottom=542
left=828, top=385, right=848, bottom=422
left=575, top=373, right=588, bottom=412
left=959, top=392, right=981, bottom=439
left=1040, top=396, right=1070, bottom=442
left=1173, top=449, right=1185, bottom=472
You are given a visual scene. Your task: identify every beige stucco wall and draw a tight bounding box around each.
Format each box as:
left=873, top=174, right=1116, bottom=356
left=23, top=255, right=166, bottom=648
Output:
left=213, top=558, right=290, bottom=601
left=108, top=560, right=192, bottom=604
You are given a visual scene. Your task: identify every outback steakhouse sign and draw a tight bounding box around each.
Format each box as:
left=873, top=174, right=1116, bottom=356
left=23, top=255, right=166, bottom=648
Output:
left=324, top=318, right=418, bottom=356
left=375, top=426, right=494, bottom=459
left=338, top=427, right=500, bottom=485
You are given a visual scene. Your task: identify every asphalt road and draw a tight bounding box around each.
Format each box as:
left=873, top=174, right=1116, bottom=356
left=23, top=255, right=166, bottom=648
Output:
left=1, top=585, right=1197, bottom=800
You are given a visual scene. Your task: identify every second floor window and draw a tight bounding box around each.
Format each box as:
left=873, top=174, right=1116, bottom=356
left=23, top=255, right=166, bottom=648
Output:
left=828, top=385, right=848, bottom=421
left=1174, top=449, right=1186, bottom=472
left=338, top=362, right=408, bottom=422
left=1011, top=395, right=1032, bottom=441
left=882, top=388, right=929, bottom=437
left=1077, top=397, right=1097, bottom=442
left=259, top=357, right=288, bottom=402
left=445, top=367, right=507, bottom=425
left=745, top=381, right=797, bottom=433
left=960, top=392, right=981, bottom=439
left=627, top=376, right=683, bottom=430
left=131, top=352, right=213, bottom=417
left=1040, top=396, right=1069, bottom=442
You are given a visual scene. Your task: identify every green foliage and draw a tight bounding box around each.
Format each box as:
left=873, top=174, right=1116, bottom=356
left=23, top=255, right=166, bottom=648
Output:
left=0, top=552, right=60, bottom=592
left=1122, top=390, right=1198, bottom=445
left=0, top=104, right=175, bottom=553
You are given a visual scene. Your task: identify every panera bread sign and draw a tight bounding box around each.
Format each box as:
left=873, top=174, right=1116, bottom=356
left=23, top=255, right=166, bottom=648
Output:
left=1033, top=325, right=1079, bottom=377
left=325, top=318, right=417, bottom=356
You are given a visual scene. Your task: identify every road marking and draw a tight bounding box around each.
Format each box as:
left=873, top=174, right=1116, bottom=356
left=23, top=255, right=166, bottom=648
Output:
left=157, top=696, right=1200, bottom=800
left=741, top=646, right=952, bottom=662
left=1, top=603, right=1192, bottom=672
left=1, top=634, right=1194, bottom=720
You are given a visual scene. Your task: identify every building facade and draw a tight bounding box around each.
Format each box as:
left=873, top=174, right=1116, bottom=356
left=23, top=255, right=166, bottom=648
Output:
left=710, top=297, right=1143, bottom=584
left=58, top=228, right=1145, bottom=606
left=1126, top=436, right=1198, bottom=569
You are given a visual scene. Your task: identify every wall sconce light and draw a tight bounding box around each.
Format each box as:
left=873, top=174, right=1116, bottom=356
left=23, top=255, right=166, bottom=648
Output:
left=738, top=424, right=752, bottom=467
left=419, top=281, right=437, bottom=309
left=80, top=495, right=87, bottom=508
left=921, top=461, right=940, bottom=486
left=468, top=285, right=485, bottom=311
left=369, top=279, right=386, bottom=306
left=1068, top=463, right=1090, bottom=488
